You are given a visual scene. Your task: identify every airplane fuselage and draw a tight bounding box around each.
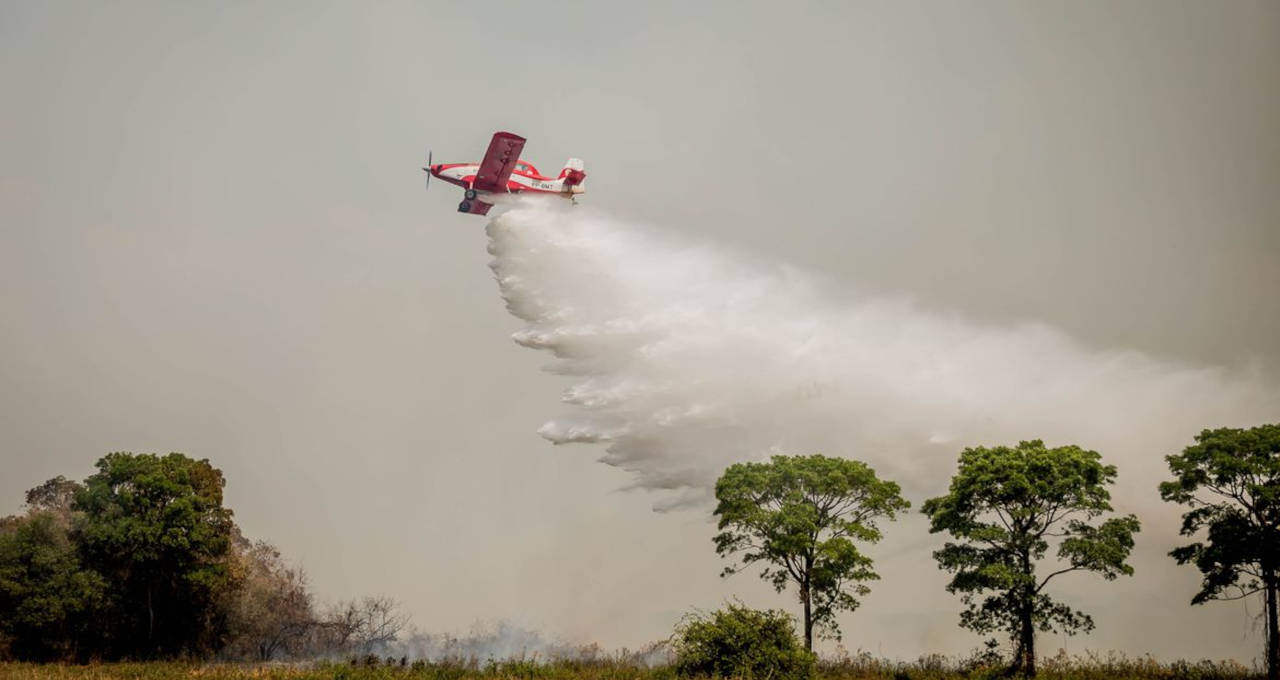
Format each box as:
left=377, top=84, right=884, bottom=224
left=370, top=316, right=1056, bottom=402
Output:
left=428, top=162, right=583, bottom=198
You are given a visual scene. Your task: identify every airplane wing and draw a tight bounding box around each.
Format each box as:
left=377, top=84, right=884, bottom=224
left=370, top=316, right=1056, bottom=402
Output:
left=472, top=131, right=526, bottom=193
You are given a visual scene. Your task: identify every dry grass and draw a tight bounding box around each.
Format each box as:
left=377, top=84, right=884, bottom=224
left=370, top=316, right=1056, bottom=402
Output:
left=0, top=653, right=1264, bottom=680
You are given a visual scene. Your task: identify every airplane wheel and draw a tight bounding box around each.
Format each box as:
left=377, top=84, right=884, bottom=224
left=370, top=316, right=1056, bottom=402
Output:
left=458, top=200, right=471, bottom=213
left=464, top=189, right=477, bottom=200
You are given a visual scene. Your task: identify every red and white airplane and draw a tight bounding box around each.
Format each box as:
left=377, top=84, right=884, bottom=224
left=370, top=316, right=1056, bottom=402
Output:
left=423, top=131, right=586, bottom=216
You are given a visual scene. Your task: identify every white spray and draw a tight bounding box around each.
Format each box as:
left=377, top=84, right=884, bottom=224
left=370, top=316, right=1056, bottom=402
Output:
left=487, top=198, right=1275, bottom=507
left=484, top=197, right=1279, bottom=658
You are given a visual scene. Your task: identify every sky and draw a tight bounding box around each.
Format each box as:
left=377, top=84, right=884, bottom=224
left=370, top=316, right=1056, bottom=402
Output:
left=2, top=0, right=1279, bottom=663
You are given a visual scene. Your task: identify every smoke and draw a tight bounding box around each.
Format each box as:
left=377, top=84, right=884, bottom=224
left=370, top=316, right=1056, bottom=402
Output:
left=390, top=621, right=587, bottom=662
left=486, top=198, right=1278, bottom=513
left=389, top=621, right=671, bottom=666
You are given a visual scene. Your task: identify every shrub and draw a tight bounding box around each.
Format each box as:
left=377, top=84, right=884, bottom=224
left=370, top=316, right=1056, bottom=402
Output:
left=672, top=603, right=815, bottom=680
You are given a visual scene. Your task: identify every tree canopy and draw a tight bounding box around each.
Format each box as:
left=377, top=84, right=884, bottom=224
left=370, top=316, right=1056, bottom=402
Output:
left=713, top=454, right=909, bottom=650
left=1160, top=424, right=1280, bottom=680
left=0, top=510, right=104, bottom=661
left=0, top=452, right=408, bottom=662
left=922, top=440, right=1139, bottom=676
left=73, top=452, right=239, bottom=658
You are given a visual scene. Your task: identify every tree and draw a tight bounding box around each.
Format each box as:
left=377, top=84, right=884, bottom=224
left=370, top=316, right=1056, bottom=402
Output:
left=222, top=537, right=315, bottom=660
left=1159, top=424, right=1280, bottom=680
left=74, top=452, right=240, bottom=658
left=314, top=596, right=409, bottom=656
left=672, top=602, right=815, bottom=680
left=713, top=454, right=909, bottom=651
left=921, top=440, right=1140, bottom=677
left=0, top=510, right=104, bottom=661
left=24, top=476, right=81, bottom=515
left=334, top=596, right=409, bottom=655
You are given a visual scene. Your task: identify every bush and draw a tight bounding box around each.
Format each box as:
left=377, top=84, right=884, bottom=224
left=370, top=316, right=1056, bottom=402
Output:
left=672, top=603, right=815, bottom=680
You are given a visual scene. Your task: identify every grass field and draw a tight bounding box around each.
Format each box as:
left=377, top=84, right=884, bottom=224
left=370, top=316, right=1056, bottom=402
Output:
left=0, top=654, right=1264, bottom=680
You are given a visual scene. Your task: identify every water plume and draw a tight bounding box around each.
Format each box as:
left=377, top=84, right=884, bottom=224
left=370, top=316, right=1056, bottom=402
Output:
left=486, top=198, right=1277, bottom=514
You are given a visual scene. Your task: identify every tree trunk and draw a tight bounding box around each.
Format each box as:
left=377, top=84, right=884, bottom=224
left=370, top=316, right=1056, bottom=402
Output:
left=1019, top=597, right=1036, bottom=677
left=147, top=585, right=155, bottom=644
left=1265, top=568, right=1278, bottom=680
left=1016, top=549, right=1035, bottom=678
left=801, top=579, right=813, bottom=652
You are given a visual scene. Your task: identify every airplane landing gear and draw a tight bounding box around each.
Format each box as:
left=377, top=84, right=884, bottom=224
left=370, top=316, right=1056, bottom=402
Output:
left=464, top=189, right=477, bottom=200
left=458, top=200, right=472, bottom=213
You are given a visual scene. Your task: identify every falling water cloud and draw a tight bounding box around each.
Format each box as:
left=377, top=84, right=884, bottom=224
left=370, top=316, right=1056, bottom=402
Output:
left=486, top=198, right=1277, bottom=516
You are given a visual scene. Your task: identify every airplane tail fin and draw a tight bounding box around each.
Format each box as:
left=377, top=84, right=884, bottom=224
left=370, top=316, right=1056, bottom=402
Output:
left=559, top=158, right=586, bottom=193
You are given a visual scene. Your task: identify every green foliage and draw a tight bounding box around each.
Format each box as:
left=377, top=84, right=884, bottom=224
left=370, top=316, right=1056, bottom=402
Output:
left=921, top=440, right=1139, bottom=674
left=0, top=512, right=104, bottom=661
left=1, top=453, right=410, bottom=663
left=1159, top=424, right=1280, bottom=602
left=672, top=603, right=815, bottom=680
left=714, top=454, right=908, bottom=647
left=73, top=452, right=240, bottom=658
left=1159, top=424, right=1280, bottom=679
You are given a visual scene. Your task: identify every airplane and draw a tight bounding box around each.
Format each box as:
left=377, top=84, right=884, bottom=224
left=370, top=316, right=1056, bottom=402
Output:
left=422, top=131, right=586, bottom=216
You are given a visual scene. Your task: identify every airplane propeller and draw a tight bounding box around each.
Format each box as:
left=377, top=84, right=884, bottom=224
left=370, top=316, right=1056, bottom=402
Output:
left=422, top=149, right=432, bottom=191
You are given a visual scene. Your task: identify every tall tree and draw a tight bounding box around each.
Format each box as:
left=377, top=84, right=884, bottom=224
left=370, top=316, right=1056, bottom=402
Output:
left=1160, top=424, right=1280, bottom=680
left=713, top=454, right=909, bottom=651
left=922, top=440, right=1140, bottom=677
left=74, top=452, right=239, bottom=658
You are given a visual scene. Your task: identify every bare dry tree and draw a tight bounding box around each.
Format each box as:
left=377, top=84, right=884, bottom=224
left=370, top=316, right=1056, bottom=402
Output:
left=317, top=596, right=409, bottom=656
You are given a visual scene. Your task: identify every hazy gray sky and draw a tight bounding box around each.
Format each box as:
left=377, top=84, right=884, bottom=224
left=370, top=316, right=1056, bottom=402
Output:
left=2, top=0, right=1278, bottom=663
